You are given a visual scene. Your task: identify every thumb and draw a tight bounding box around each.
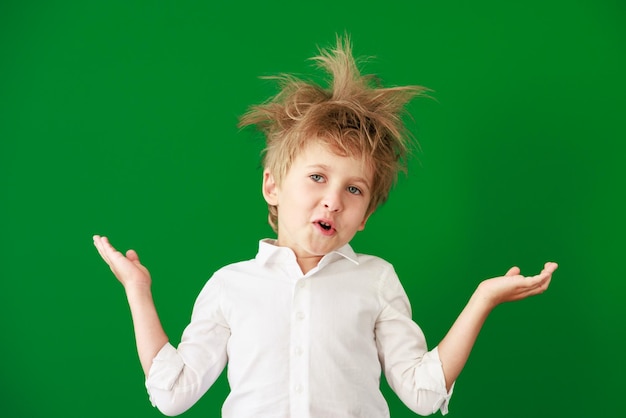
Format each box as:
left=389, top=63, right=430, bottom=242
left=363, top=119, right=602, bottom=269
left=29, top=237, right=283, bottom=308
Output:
left=505, top=266, right=520, bottom=276
left=126, top=249, right=140, bottom=263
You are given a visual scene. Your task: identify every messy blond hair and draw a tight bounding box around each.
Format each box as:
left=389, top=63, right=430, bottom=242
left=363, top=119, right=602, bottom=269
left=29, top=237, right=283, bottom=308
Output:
left=239, top=35, right=427, bottom=232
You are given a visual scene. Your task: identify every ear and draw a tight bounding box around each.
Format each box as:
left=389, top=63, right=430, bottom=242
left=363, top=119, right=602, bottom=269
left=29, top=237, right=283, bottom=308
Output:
left=262, top=168, right=279, bottom=206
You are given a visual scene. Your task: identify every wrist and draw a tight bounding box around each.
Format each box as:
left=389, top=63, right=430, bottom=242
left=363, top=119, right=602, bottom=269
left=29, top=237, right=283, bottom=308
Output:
left=124, top=282, right=153, bottom=299
left=471, top=283, right=499, bottom=313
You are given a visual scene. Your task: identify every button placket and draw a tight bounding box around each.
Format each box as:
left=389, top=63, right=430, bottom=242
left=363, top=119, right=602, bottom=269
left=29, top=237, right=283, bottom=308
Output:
left=289, top=278, right=311, bottom=416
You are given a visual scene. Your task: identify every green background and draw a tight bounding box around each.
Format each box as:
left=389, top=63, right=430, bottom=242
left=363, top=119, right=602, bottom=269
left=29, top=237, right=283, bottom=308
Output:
left=2, top=1, right=624, bottom=417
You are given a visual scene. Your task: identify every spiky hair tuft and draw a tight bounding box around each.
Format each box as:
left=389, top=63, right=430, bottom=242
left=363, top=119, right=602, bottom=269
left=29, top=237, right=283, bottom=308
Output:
left=239, top=35, right=428, bottom=232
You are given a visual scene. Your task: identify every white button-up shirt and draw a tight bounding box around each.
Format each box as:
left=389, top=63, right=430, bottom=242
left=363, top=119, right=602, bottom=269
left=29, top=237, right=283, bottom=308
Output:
left=146, top=240, right=453, bottom=417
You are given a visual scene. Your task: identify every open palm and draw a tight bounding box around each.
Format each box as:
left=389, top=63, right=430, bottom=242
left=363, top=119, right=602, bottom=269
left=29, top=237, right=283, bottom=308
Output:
left=93, top=235, right=152, bottom=288
left=478, top=262, right=558, bottom=308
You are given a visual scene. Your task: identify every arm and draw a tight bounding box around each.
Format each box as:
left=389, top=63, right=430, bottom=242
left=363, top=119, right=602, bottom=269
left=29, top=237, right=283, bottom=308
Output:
left=93, top=235, right=169, bottom=376
left=437, top=262, right=558, bottom=391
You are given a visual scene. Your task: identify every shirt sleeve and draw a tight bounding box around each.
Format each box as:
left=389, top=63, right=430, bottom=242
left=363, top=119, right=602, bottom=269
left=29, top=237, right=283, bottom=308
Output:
left=145, top=275, right=230, bottom=416
left=375, top=266, right=454, bottom=416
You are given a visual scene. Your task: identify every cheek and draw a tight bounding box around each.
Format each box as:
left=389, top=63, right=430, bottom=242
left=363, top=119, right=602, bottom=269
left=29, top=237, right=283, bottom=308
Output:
left=280, top=184, right=316, bottom=210
left=347, top=199, right=370, bottom=222
left=290, top=182, right=318, bottom=203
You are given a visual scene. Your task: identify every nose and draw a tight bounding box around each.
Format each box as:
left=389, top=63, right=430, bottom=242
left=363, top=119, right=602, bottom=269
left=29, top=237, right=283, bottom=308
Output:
left=322, top=189, right=343, bottom=212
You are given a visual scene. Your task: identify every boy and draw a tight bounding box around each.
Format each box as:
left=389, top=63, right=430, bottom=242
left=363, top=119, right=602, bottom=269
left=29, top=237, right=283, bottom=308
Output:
left=93, top=37, right=557, bottom=417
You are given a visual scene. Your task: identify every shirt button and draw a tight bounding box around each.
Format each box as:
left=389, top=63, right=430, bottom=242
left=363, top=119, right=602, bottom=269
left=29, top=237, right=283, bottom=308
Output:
left=295, top=312, right=305, bottom=320
left=295, top=384, right=303, bottom=394
left=297, top=280, right=306, bottom=289
left=294, top=347, right=303, bottom=356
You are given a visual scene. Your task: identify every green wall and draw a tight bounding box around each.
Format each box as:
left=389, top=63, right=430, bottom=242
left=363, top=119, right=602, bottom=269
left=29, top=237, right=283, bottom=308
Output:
left=2, top=1, right=624, bottom=417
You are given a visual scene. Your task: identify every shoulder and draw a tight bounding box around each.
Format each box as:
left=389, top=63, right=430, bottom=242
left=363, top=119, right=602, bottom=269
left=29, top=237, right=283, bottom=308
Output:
left=327, top=251, right=401, bottom=294
left=198, top=258, right=258, bottom=290
left=352, top=252, right=409, bottom=296
left=353, top=252, right=396, bottom=276
left=213, top=258, right=258, bottom=276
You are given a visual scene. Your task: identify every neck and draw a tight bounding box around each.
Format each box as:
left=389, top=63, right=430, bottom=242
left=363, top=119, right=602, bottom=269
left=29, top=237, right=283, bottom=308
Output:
left=296, top=255, right=323, bottom=275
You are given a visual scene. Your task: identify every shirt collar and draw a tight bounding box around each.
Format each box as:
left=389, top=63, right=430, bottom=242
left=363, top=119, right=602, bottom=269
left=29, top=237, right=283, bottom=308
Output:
left=256, top=239, right=359, bottom=269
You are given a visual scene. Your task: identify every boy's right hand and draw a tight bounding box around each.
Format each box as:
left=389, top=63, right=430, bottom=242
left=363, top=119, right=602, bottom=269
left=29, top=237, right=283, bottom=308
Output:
left=93, top=235, right=152, bottom=289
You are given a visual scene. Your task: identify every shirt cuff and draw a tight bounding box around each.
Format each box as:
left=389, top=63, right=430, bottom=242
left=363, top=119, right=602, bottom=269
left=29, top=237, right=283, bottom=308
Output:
left=428, top=346, right=454, bottom=415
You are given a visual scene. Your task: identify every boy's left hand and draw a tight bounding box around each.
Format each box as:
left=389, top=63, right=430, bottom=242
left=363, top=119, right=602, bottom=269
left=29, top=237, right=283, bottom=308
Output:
left=477, top=262, right=558, bottom=309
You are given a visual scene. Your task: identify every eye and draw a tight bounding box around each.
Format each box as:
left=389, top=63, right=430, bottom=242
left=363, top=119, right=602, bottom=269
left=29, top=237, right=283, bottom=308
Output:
left=347, top=185, right=362, bottom=195
left=310, top=174, right=325, bottom=183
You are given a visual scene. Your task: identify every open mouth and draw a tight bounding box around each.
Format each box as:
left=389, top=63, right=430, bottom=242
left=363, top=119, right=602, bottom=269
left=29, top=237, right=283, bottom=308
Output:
left=318, top=221, right=332, bottom=231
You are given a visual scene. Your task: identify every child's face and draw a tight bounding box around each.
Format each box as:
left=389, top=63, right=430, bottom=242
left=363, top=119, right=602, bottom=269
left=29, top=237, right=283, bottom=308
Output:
left=263, top=141, right=373, bottom=267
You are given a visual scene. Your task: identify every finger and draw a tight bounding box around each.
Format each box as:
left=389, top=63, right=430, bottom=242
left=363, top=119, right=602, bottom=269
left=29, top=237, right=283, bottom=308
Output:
left=93, top=235, right=112, bottom=264
left=517, top=274, right=550, bottom=298
left=102, top=235, right=113, bottom=249
left=100, top=237, right=132, bottom=273
left=101, top=236, right=121, bottom=259
left=544, top=262, right=558, bottom=273
left=529, top=271, right=552, bottom=291
left=539, top=275, right=552, bottom=292
left=99, top=236, right=118, bottom=264
left=529, top=274, right=551, bottom=297
left=505, top=266, right=520, bottom=276
left=538, top=262, right=558, bottom=281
